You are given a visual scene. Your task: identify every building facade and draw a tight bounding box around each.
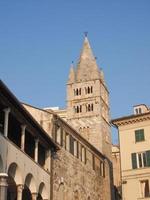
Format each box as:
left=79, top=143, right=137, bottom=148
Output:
left=0, top=80, right=58, bottom=200
left=112, top=104, right=150, bottom=200
left=23, top=101, right=112, bottom=200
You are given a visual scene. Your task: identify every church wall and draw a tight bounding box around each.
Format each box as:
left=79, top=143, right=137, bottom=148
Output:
left=24, top=104, right=112, bottom=199
left=52, top=116, right=112, bottom=200
left=53, top=148, right=104, bottom=200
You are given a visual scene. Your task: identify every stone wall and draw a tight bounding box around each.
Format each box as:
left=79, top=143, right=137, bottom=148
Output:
left=53, top=147, right=104, bottom=200
left=23, top=103, right=113, bottom=200
left=52, top=116, right=112, bottom=200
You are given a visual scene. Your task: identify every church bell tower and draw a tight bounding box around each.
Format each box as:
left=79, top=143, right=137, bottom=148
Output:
left=66, top=35, right=111, bottom=158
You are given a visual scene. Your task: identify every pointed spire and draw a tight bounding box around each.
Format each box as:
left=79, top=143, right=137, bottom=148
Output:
left=68, top=62, right=75, bottom=84
left=76, top=35, right=100, bottom=82
left=100, top=68, right=106, bottom=84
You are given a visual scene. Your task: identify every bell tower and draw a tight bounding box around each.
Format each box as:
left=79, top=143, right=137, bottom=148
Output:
left=66, top=36, right=111, bottom=158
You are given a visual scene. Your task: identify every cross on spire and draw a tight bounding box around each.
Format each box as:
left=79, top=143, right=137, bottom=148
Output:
left=84, top=31, right=88, bottom=37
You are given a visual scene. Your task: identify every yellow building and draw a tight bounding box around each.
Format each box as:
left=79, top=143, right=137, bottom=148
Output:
left=112, top=104, right=150, bottom=200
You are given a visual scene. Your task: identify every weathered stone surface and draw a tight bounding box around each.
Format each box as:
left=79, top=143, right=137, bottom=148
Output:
left=53, top=148, right=104, bottom=200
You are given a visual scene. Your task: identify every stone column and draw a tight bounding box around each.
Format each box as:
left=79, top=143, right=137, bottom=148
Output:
left=3, top=108, right=10, bottom=137
left=31, top=192, right=38, bottom=200
left=21, top=125, right=26, bottom=151
left=0, top=173, right=8, bottom=200
left=35, top=139, right=39, bottom=163
left=45, top=149, right=51, bottom=171
left=17, top=184, right=24, bottom=200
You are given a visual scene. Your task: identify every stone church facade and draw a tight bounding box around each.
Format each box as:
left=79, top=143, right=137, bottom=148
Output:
left=0, top=36, right=114, bottom=199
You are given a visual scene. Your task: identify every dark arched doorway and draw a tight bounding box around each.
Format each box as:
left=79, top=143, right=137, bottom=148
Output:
left=0, top=155, right=3, bottom=172
left=37, top=193, right=43, bottom=200
left=7, top=176, right=17, bottom=200
left=22, top=185, right=32, bottom=200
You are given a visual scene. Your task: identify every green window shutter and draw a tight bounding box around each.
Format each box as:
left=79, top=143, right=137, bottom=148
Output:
left=146, top=151, right=150, bottom=166
left=135, top=129, right=144, bottom=142
left=131, top=153, right=137, bottom=169
left=139, top=129, right=144, bottom=140
left=135, top=130, right=139, bottom=142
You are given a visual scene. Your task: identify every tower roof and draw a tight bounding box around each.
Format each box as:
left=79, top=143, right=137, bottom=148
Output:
left=68, top=62, right=75, bottom=84
left=76, top=36, right=100, bottom=82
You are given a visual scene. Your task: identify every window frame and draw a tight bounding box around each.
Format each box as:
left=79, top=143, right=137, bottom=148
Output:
left=135, top=129, right=145, bottom=142
left=140, top=179, right=150, bottom=198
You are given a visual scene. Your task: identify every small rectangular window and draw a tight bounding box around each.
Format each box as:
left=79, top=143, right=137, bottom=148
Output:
left=92, top=155, right=95, bottom=170
left=131, top=153, right=137, bottom=169
left=65, top=133, right=70, bottom=151
left=100, top=161, right=105, bottom=177
left=56, top=127, right=62, bottom=145
left=70, top=135, right=74, bottom=155
left=81, top=146, right=86, bottom=164
left=135, top=129, right=145, bottom=142
left=146, top=151, right=150, bottom=166
left=74, top=140, right=79, bottom=158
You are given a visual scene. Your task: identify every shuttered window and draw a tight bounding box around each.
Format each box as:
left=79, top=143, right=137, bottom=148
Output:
left=131, top=153, right=137, bottom=169
left=132, top=151, right=150, bottom=169
left=146, top=151, right=150, bottom=167
left=135, top=129, right=145, bottom=142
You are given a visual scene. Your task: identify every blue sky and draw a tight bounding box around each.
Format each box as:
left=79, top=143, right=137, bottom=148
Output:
left=0, top=1, right=150, bottom=143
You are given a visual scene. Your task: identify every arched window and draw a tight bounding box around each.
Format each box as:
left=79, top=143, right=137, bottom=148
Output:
left=76, top=106, right=79, bottom=113
left=79, top=88, right=81, bottom=95
left=76, top=89, right=78, bottom=96
left=91, top=104, right=93, bottom=111
left=88, top=104, right=91, bottom=111
left=80, top=105, right=82, bottom=112
left=88, top=87, right=90, bottom=94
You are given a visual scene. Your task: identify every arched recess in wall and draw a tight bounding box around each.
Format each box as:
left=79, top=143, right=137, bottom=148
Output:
left=7, top=162, right=22, bottom=185
left=7, top=162, right=23, bottom=200
left=24, top=173, right=36, bottom=194
left=22, top=173, right=36, bottom=200
left=22, top=185, right=32, bottom=200
left=37, top=182, right=48, bottom=200
left=0, top=154, right=3, bottom=172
